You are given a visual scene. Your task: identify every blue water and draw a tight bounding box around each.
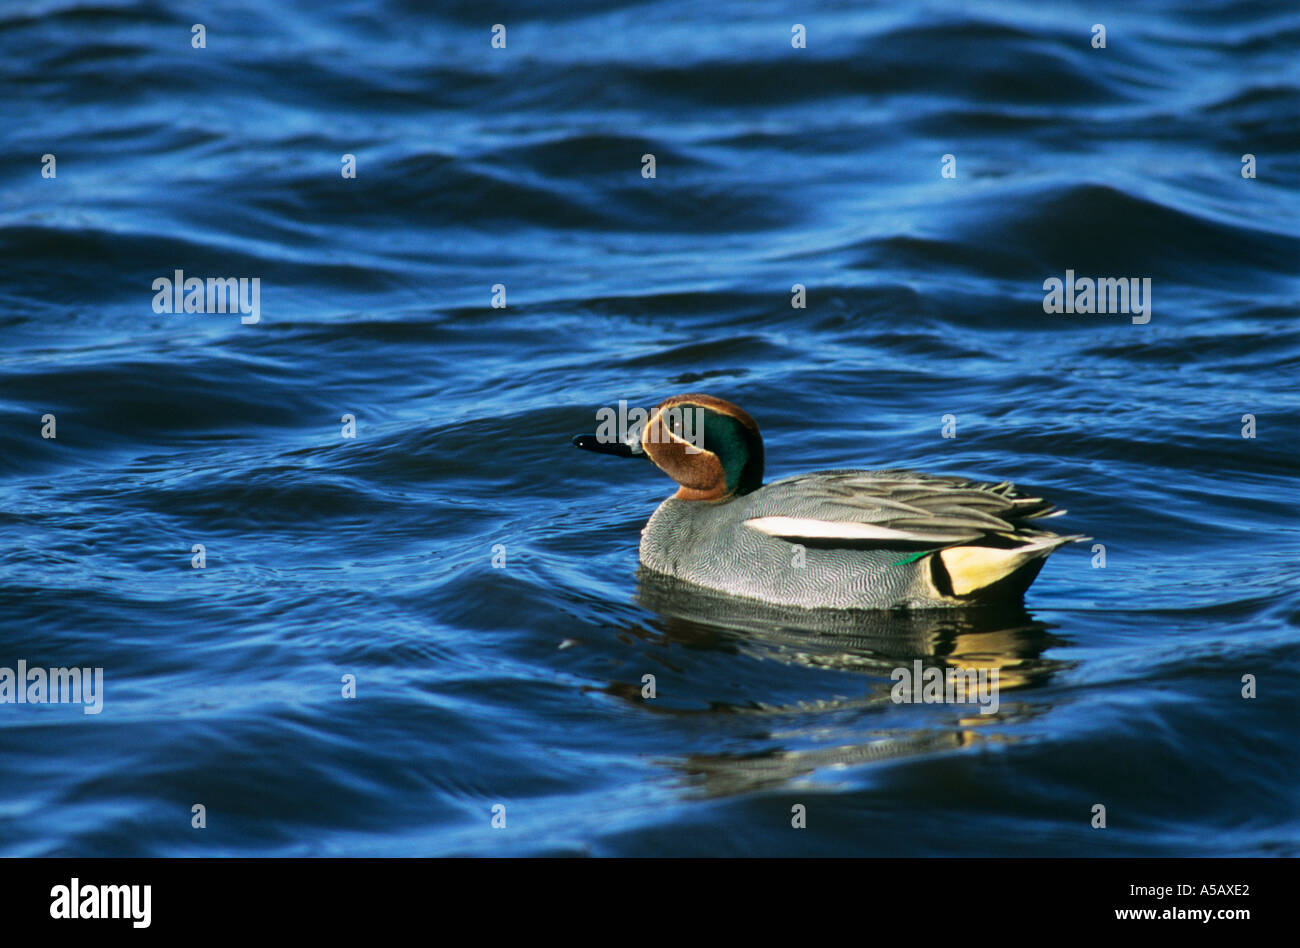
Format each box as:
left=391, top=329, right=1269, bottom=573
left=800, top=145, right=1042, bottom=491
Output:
left=1, top=0, right=1298, bottom=856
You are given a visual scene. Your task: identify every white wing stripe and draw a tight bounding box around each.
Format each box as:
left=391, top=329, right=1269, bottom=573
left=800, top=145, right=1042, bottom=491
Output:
left=742, top=516, right=975, bottom=544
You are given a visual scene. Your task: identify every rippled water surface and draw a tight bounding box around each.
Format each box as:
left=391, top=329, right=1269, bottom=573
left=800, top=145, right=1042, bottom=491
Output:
left=1, top=0, right=1298, bottom=856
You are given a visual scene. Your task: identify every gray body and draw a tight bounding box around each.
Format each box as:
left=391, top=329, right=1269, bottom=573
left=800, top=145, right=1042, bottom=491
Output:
left=638, top=468, right=1079, bottom=610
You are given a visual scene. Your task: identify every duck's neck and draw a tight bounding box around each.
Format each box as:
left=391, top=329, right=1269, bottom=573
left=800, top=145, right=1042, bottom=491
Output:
left=673, top=484, right=731, bottom=502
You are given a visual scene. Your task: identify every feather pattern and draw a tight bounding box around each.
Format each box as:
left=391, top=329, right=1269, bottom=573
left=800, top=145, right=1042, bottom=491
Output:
left=742, top=469, right=1071, bottom=548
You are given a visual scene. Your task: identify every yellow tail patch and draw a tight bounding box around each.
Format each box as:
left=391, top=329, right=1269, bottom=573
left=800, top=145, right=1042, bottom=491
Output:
left=939, top=538, right=1062, bottom=596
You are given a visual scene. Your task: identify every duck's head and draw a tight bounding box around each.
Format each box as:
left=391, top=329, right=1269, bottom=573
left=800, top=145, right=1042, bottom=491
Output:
left=573, top=394, right=764, bottom=501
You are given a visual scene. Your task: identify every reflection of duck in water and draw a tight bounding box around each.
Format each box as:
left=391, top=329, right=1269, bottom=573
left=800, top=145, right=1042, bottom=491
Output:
left=575, top=394, right=1085, bottom=609
left=611, top=572, right=1070, bottom=798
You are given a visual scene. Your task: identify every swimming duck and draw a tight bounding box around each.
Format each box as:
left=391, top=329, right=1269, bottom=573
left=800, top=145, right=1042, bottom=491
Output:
left=574, top=394, right=1084, bottom=610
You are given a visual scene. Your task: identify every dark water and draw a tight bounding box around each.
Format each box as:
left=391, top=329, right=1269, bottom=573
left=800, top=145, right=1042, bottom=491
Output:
left=2, top=0, right=1297, bottom=856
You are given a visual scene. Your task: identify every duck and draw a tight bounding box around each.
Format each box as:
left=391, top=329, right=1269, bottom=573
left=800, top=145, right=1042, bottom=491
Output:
left=573, top=393, right=1084, bottom=610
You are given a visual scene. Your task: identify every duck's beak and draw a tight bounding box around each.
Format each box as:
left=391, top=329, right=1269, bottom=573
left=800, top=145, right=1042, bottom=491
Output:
left=572, top=429, right=646, bottom=459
